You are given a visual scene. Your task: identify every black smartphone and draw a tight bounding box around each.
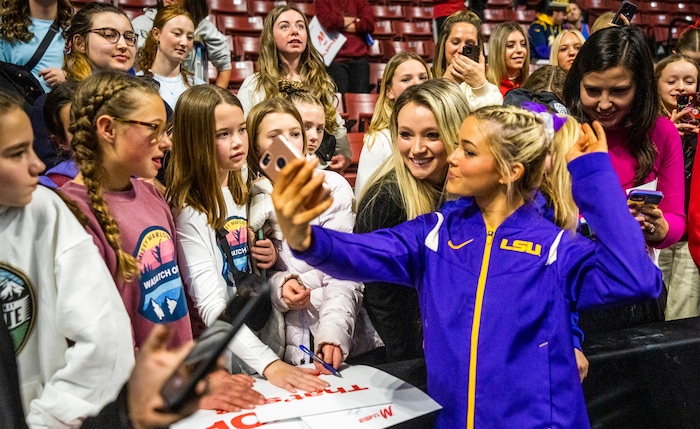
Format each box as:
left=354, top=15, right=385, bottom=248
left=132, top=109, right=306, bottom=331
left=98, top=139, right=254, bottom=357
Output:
left=462, top=44, right=480, bottom=63
left=612, top=0, right=637, bottom=26
left=159, top=282, right=271, bottom=411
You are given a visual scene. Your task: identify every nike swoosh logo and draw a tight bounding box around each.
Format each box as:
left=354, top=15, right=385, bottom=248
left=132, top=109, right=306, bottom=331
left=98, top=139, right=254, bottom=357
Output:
left=448, top=239, right=474, bottom=249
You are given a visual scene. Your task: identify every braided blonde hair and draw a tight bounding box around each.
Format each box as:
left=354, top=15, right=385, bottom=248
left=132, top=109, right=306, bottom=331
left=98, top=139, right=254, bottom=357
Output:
left=69, top=71, right=160, bottom=281
left=470, top=105, right=548, bottom=209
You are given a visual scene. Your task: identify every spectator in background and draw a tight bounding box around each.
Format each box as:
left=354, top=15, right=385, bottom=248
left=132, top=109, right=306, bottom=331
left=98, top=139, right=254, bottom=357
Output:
left=486, top=21, right=530, bottom=97
left=522, top=64, right=568, bottom=102
left=355, top=51, right=430, bottom=198
left=590, top=11, right=615, bottom=35
left=564, top=25, right=684, bottom=332
left=135, top=6, right=205, bottom=110
left=31, top=2, right=137, bottom=170
left=675, top=26, right=700, bottom=65
left=132, top=0, right=231, bottom=89
left=549, top=29, right=584, bottom=72
left=655, top=54, right=700, bottom=320
left=39, top=80, right=77, bottom=188
left=237, top=5, right=352, bottom=174
left=565, top=1, right=589, bottom=39
left=528, top=0, right=569, bottom=61
left=0, top=0, right=71, bottom=93
left=316, top=0, right=375, bottom=94
left=432, top=10, right=503, bottom=109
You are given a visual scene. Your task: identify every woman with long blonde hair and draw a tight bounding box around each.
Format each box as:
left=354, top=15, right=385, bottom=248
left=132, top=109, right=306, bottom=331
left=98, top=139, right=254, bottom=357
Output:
left=486, top=21, right=530, bottom=97
left=237, top=5, right=351, bottom=173
left=355, top=79, right=470, bottom=363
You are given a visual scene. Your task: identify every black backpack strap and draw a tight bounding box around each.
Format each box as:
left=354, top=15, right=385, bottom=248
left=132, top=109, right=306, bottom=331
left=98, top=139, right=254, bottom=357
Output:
left=24, top=19, right=60, bottom=71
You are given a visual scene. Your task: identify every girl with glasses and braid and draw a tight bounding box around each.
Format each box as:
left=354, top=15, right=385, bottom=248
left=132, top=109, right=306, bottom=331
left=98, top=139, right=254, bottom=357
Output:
left=60, top=71, right=264, bottom=414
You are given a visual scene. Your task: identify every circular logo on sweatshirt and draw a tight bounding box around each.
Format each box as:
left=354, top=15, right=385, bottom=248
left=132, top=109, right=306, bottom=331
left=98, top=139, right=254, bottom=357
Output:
left=0, top=262, right=36, bottom=354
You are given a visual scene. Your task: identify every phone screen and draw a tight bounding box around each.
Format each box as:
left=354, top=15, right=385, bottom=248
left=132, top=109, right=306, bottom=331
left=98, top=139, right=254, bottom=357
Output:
left=676, top=93, right=700, bottom=125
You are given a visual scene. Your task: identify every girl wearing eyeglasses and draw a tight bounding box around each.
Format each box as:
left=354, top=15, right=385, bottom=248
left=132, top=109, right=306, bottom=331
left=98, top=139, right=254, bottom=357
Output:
left=63, top=3, right=137, bottom=80
left=32, top=3, right=139, bottom=171
left=59, top=71, right=268, bottom=414
left=59, top=71, right=189, bottom=349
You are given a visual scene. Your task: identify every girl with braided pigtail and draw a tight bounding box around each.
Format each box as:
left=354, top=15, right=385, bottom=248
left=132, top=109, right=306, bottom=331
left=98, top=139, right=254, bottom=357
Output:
left=60, top=71, right=194, bottom=349
left=61, top=72, right=265, bottom=413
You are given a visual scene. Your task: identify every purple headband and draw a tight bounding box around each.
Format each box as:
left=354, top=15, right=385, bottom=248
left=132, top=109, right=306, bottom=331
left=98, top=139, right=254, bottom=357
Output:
left=521, top=101, right=568, bottom=144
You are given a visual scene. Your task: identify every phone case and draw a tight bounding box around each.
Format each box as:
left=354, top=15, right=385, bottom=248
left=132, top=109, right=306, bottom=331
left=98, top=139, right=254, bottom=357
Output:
left=259, top=135, right=304, bottom=183
left=462, top=44, right=480, bottom=62
left=627, top=190, right=663, bottom=207
left=612, top=0, right=637, bottom=25
left=676, top=93, right=700, bottom=126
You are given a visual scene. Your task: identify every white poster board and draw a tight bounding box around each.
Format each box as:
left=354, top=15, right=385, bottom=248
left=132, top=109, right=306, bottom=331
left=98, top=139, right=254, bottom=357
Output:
left=308, top=16, right=347, bottom=66
left=171, top=365, right=441, bottom=429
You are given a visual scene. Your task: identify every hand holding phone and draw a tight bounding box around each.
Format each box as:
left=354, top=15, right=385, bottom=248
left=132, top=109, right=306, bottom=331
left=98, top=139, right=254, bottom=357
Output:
left=612, top=0, right=637, bottom=26
left=159, top=282, right=271, bottom=411
left=259, top=135, right=331, bottom=209
left=462, top=44, right=480, bottom=63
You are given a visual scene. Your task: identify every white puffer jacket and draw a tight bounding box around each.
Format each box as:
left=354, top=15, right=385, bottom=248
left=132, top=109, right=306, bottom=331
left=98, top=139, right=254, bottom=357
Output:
left=248, top=170, right=383, bottom=364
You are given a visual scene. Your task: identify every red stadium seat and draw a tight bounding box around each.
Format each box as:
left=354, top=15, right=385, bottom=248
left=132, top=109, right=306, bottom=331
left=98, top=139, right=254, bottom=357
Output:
left=344, top=93, right=379, bottom=132
left=234, top=35, right=261, bottom=61
left=404, top=6, right=433, bottom=22
left=228, top=61, right=255, bottom=91
left=483, top=8, right=507, bottom=23
left=216, top=15, right=264, bottom=36
left=371, top=5, right=404, bottom=20
left=393, top=21, right=433, bottom=41
left=208, top=0, right=248, bottom=16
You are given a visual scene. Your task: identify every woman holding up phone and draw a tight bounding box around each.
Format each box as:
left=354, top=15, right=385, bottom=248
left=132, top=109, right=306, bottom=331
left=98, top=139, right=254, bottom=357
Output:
left=654, top=54, right=700, bottom=320
left=431, top=10, right=502, bottom=109
left=564, top=25, right=684, bottom=329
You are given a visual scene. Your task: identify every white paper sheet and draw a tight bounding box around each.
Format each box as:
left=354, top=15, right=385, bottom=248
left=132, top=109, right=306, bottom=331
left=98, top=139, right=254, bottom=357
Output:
left=170, top=365, right=441, bottom=429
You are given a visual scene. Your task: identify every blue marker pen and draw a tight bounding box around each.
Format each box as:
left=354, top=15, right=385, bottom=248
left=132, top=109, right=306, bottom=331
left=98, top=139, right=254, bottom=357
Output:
left=299, top=345, right=343, bottom=378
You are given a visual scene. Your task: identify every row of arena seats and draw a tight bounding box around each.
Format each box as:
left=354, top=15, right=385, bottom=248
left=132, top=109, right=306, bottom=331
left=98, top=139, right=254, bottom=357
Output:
left=227, top=34, right=434, bottom=63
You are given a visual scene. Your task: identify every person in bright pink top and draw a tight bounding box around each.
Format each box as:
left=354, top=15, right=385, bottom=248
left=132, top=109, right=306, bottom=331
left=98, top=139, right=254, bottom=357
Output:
left=564, top=26, right=685, bottom=251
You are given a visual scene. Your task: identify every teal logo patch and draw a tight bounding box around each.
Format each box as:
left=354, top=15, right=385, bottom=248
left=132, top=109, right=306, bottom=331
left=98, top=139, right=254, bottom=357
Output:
left=0, top=262, right=36, bottom=353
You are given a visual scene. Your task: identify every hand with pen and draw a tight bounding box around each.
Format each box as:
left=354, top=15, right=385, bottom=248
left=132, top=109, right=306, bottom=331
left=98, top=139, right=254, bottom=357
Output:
left=299, top=344, right=343, bottom=378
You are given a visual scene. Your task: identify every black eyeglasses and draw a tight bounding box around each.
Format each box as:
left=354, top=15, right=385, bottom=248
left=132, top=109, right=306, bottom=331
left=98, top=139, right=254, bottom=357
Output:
left=88, top=27, right=138, bottom=47
left=113, top=117, right=170, bottom=141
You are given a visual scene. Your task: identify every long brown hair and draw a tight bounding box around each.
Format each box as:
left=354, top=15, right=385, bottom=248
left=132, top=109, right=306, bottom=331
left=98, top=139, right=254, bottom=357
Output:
left=0, top=0, right=72, bottom=42
left=166, top=85, right=248, bottom=229
left=256, top=5, right=338, bottom=134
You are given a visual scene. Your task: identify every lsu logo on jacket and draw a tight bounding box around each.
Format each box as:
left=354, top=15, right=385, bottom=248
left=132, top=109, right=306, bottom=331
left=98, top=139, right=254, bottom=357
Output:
left=500, top=238, right=542, bottom=257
